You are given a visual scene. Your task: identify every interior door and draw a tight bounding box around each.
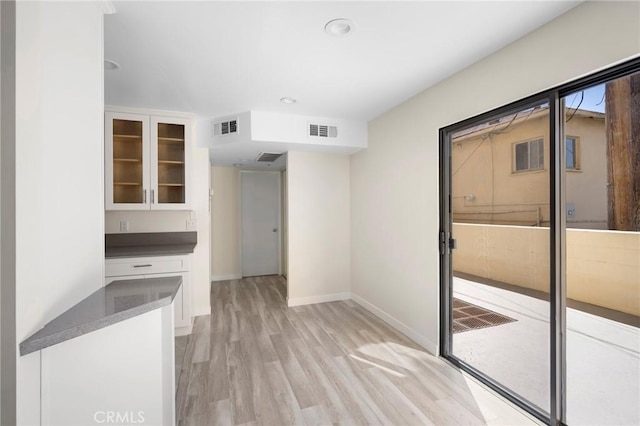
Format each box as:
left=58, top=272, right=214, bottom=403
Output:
left=241, top=171, right=280, bottom=277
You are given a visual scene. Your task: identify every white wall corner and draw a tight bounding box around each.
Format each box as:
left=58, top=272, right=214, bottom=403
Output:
left=97, top=0, right=116, bottom=15
left=350, top=293, right=438, bottom=355
left=286, top=292, right=351, bottom=307
left=191, top=306, right=211, bottom=317
left=211, top=274, right=242, bottom=282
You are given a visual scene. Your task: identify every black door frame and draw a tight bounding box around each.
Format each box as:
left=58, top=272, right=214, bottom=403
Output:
left=438, top=56, right=640, bottom=426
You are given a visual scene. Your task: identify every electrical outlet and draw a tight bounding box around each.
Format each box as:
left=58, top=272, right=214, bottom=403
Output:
left=186, top=219, right=197, bottom=230
left=120, top=220, right=129, bottom=232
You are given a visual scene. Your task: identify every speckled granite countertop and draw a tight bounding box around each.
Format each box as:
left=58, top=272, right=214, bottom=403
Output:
left=105, top=232, right=197, bottom=258
left=19, top=276, right=181, bottom=356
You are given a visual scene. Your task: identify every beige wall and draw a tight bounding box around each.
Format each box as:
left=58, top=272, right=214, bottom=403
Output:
left=288, top=151, right=350, bottom=305
left=105, top=146, right=212, bottom=317
left=453, top=223, right=550, bottom=293
left=453, top=112, right=551, bottom=226
left=567, top=229, right=640, bottom=316
left=453, top=223, right=640, bottom=316
left=210, top=166, right=241, bottom=280
left=351, top=1, right=640, bottom=354
left=565, top=117, right=608, bottom=229
left=452, top=112, right=607, bottom=228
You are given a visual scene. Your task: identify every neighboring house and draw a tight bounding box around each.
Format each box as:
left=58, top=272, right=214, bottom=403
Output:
left=451, top=107, right=607, bottom=229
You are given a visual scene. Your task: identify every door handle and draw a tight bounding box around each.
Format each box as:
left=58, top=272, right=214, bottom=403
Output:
left=273, top=228, right=278, bottom=232
left=449, top=238, right=457, bottom=250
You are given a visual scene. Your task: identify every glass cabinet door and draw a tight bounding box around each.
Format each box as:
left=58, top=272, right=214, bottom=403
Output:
left=151, top=117, right=190, bottom=209
left=106, top=112, right=150, bottom=210
left=112, top=119, right=144, bottom=203
left=156, top=122, right=185, bottom=204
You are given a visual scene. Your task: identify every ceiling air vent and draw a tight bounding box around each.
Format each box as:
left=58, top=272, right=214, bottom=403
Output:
left=309, top=123, right=338, bottom=138
left=256, top=152, right=283, bottom=162
left=213, top=118, right=239, bottom=136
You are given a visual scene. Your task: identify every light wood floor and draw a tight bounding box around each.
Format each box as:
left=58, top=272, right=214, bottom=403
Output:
left=175, top=276, right=536, bottom=426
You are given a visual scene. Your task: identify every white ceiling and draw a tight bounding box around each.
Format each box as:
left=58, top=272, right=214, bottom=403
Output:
left=104, top=1, right=579, bottom=167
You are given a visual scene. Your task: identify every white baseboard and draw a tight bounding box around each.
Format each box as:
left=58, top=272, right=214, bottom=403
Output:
left=192, top=305, right=211, bottom=317
left=287, top=292, right=351, bottom=307
left=350, top=293, right=438, bottom=355
left=175, top=324, right=192, bottom=337
left=210, top=274, right=242, bottom=282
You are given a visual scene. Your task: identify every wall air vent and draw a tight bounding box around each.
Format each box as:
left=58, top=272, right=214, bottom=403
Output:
left=213, top=118, right=239, bottom=136
left=256, top=152, right=283, bottom=162
left=309, top=123, right=338, bottom=138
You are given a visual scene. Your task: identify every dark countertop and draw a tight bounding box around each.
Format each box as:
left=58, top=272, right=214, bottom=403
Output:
left=105, top=232, right=197, bottom=258
left=19, top=276, right=182, bottom=356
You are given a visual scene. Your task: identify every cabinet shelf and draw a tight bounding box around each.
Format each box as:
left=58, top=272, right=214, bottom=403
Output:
left=113, top=134, right=142, bottom=139
left=114, top=182, right=142, bottom=186
left=158, top=137, right=184, bottom=143
left=158, top=160, right=184, bottom=165
left=114, top=158, right=142, bottom=163
left=158, top=183, right=184, bottom=187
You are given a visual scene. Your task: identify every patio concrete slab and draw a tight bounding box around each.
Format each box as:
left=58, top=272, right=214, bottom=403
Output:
left=453, top=277, right=640, bottom=425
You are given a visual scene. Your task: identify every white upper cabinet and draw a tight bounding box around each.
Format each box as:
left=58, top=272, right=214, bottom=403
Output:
left=106, top=111, right=192, bottom=210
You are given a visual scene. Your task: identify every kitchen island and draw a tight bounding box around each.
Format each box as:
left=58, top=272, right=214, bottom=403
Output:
left=20, top=276, right=180, bottom=425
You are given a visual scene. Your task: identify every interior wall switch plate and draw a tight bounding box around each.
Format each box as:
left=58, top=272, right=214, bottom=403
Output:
left=119, top=220, right=129, bottom=232
left=186, top=219, right=197, bottom=230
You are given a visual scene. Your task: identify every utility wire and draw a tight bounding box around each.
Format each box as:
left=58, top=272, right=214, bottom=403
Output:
left=453, top=138, right=486, bottom=176
left=566, top=91, right=584, bottom=122
left=452, top=106, right=539, bottom=176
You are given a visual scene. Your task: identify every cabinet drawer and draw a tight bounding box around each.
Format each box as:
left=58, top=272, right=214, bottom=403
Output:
left=105, top=256, right=190, bottom=277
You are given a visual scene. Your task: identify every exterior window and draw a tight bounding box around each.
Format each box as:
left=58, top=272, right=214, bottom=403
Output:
left=514, top=138, right=544, bottom=172
left=566, top=136, right=578, bottom=169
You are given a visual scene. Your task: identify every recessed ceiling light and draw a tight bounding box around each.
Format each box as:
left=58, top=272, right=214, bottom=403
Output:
left=280, top=97, right=296, bottom=104
left=104, top=59, right=120, bottom=71
left=324, top=18, right=354, bottom=37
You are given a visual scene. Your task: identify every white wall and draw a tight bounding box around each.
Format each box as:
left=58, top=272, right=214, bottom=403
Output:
left=251, top=111, right=367, bottom=149
left=105, top=144, right=212, bottom=317
left=350, top=1, right=640, bottom=355
left=201, top=111, right=367, bottom=151
left=210, top=166, right=241, bottom=280
left=281, top=168, right=288, bottom=277
left=15, top=2, right=106, bottom=422
left=287, top=151, right=350, bottom=306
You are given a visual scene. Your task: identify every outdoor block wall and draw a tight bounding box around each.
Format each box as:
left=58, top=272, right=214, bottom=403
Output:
left=453, top=223, right=640, bottom=316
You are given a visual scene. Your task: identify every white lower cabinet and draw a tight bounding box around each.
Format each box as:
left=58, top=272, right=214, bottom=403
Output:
left=105, top=255, right=192, bottom=336
left=41, top=305, right=175, bottom=425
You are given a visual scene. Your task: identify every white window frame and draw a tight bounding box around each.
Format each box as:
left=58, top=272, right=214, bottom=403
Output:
left=565, top=136, right=580, bottom=170
left=513, top=138, right=544, bottom=173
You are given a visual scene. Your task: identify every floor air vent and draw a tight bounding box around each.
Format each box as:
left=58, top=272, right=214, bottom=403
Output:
left=256, top=152, right=283, bottom=162
left=213, top=118, right=238, bottom=136
left=309, top=123, right=338, bottom=138
left=452, top=298, right=517, bottom=333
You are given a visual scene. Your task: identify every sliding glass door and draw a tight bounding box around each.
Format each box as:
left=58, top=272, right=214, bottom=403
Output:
left=563, top=73, right=640, bottom=426
left=440, top=59, right=640, bottom=425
